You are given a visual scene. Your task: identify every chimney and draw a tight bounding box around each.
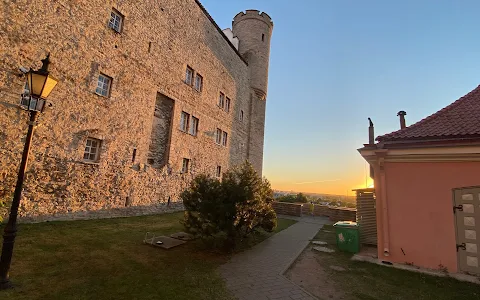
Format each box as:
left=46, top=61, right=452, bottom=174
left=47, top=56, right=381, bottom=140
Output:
left=368, top=118, right=374, bottom=145
left=397, top=111, right=407, bottom=129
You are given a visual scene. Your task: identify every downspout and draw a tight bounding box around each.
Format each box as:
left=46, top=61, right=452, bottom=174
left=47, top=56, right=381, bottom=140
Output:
left=378, top=155, right=390, bottom=256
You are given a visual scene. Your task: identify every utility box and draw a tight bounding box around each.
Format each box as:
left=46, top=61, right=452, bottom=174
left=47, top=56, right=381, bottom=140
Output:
left=333, top=221, right=360, bottom=253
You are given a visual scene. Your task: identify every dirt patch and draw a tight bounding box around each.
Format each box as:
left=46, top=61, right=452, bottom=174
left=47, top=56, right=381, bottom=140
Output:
left=286, top=244, right=350, bottom=300
left=285, top=225, right=480, bottom=300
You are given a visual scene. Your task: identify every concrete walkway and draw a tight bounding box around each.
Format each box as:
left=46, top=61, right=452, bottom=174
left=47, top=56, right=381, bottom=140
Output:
left=219, top=215, right=328, bottom=300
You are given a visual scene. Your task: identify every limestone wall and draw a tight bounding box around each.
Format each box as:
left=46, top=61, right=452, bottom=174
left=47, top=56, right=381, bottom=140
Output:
left=0, top=0, right=261, bottom=220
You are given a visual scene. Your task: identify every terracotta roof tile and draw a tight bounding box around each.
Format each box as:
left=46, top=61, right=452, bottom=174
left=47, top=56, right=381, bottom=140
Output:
left=377, top=85, right=480, bottom=142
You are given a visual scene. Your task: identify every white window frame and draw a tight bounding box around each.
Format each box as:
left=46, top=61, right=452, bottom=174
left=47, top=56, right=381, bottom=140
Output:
left=216, top=165, right=222, bottom=178
left=225, top=97, right=231, bottom=112
left=182, top=158, right=190, bottom=174
left=189, top=116, right=199, bottom=136
left=218, top=92, right=225, bottom=109
left=108, top=9, right=123, bottom=33
left=180, top=111, right=190, bottom=132
left=185, top=66, right=193, bottom=85
left=83, top=138, right=101, bottom=162
left=222, top=131, right=228, bottom=147
left=194, top=73, right=203, bottom=92
left=215, top=128, right=222, bottom=145
left=96, top=74, right=112, bottom=97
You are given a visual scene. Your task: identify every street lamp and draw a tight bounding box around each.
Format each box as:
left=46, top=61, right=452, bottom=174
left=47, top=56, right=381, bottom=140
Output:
left=0, top=54, right=58, bottom=289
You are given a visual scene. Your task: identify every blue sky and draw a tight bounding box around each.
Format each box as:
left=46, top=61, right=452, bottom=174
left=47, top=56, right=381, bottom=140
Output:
left=201, top=0, right=480, bottom=195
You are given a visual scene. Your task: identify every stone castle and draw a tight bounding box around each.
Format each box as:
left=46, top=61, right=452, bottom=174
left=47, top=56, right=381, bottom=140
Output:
left=0, top=1, right=273, bottom=220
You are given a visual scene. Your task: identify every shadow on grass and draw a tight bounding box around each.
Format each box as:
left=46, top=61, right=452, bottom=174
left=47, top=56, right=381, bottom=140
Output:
left=0, top=212, right=296, bottom=300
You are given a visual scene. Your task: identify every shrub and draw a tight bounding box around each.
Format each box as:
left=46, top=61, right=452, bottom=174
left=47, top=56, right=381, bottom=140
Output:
left=181, top=161, right=277, bottom=250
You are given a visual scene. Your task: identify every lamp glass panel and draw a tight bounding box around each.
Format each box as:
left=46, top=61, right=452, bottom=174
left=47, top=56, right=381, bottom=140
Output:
left=29, top=73, right=48, bottom=97
left=40, top=76, right=58, bottom=98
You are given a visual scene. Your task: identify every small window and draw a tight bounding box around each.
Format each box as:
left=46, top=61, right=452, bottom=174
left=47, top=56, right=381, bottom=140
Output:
left=218, top=92, right=225, bottom=108
left=180, top=111, right=190, bottom=132
left=96, top=74, right=112, bottom=97
left=190, top=116, right=199, bottom=136
left=83, top=138, right=101, bottom=162
left=222, top=131, right=228, bottom=147
left=239, top=110, right=244, bottom=122
left=108, top=9, right=123, bottom=33
left=216, top=166, right=222, bottom=177
left=262, top=34, right=265, bottom=41
left=185, top=66, right=193, bottom=85
left=225, top=97, right=231, bottom=113
left=182, top=158, right=190, bottom=174
left=215, top=128, right=222, bottom=144
left=194, top=74, right=203, bottom=92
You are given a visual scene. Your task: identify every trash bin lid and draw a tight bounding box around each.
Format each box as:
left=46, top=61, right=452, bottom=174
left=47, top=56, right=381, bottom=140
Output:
left=333, top=221, right=358, bottom=228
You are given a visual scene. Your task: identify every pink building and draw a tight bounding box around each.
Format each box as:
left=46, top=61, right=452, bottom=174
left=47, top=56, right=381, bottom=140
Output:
left=358, top=86, right=480, bottom=275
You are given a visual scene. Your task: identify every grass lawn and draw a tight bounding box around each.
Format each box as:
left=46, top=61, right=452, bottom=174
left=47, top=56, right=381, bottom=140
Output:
left=306, top=224, right=480, bottom=300
left=0, top=212, right=296, bottom=300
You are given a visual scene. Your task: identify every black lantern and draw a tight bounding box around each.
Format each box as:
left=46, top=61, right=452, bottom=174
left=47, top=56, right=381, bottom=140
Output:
left=20, top=54, right=58, bottom=112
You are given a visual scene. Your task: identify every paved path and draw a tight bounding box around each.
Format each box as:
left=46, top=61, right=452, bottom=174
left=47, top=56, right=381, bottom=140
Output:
left=219, top=215, right=328, bottom=300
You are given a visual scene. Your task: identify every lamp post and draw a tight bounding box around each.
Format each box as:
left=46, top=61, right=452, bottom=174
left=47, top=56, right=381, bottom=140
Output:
left=0, top=54, right=58, bottom=289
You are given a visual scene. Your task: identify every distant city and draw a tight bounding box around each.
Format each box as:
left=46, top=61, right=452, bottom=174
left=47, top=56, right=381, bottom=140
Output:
left=273, top=190, right=356, bottom=208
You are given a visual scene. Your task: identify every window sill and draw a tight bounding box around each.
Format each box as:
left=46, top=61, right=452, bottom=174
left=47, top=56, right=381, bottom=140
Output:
left=80, top=160, right=100, bottom=166
left=178, top=129, right=198, bottom=137
left=94, top=92, right=109, bottom=98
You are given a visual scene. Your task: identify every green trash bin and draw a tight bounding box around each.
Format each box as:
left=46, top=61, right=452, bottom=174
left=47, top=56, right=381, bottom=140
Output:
left=333, top=221, right=360, bottom=253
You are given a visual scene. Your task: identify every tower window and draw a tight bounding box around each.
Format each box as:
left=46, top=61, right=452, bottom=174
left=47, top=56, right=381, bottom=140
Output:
left=185, top=66, right=194, bottom=85
left=239, top=110, right=244, bottom=122
left=108, top=9, right=124, bottom=33
left=222, top=131, right=228, bottom=147
left=182, top=158, right=190, bottom=174
left=83, top=138, right=102, bottom=162
left=194, top=73, right=203, bottom=92
left=180, top=111, right=190, bottom=132
left=225, top=97, right=231, bottom=113
left=262, top=34, right=265, bottom=41
left=218, top=92, right=225, bottom=108
left=215, top=128, right=222, bottom=144
left=96, top=74, right=112, bottom=97
left=189, top=116, right=199, bottom=136
left=216, top=166, right=222, bottom=177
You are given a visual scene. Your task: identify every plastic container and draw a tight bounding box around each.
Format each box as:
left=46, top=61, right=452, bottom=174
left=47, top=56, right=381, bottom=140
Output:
left=333, top=221, right=360, bottom=253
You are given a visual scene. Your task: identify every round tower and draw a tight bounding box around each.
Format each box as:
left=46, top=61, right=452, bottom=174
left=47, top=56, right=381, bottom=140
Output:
left=232, top=10, right=273, bottom=98
left=232, top=10, right=273, bottom=175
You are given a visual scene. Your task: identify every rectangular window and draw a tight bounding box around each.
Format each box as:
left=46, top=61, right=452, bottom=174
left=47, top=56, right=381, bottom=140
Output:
left=95, top=74, right=112, bottom=97
left=222, top=131, right=228, bottom=147
left=83, top=138, right=101, bottom=162
left=194, top=73, right=203, bottom=91
left=108, top=9, right=123, bottom=33
left=182, top=158, right=190, bottom=174
left=240, top=110, right=244, bottom=122
left=225, top=97, right=231, bottom=112
left=180, top=111, right=190, bottom=132
left=215, top=128, right=222, bottom=144
left=216, top=165, right=222, bottom=177
left=218, top=92, right=225, bottom=108
left=189, top=116, right=199, bottom=136
left=185, top=66, right=193, bottom=85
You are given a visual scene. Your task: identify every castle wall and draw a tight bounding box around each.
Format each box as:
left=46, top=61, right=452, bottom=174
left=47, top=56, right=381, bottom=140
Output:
left=0, top=0, right=257, bottom=220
